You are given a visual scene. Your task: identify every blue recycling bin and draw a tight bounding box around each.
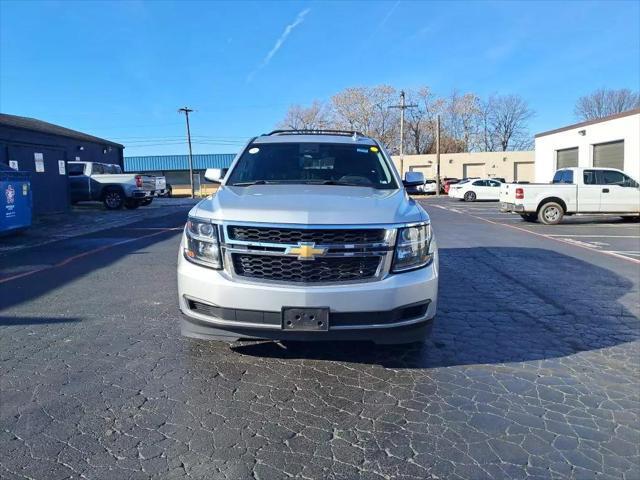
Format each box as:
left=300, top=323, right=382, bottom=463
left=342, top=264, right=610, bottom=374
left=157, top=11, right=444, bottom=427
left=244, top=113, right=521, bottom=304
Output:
left=0, top=167, right=32, bottom=235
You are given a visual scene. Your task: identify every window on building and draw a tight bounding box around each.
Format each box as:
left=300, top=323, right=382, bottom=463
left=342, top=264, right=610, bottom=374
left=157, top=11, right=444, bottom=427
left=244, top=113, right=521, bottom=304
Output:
left=556, top=147, right=578, bottom=169
left=593, top=140, right=624, bottom=170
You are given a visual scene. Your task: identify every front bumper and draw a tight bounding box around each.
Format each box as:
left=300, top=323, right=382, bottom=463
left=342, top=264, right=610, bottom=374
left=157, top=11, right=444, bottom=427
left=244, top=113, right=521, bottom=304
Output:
left=177, top=242, right=438, bottom=344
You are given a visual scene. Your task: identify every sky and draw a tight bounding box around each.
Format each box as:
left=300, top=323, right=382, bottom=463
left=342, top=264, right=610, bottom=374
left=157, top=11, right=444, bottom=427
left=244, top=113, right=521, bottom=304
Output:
left=1, top=0, right=638, bottom=157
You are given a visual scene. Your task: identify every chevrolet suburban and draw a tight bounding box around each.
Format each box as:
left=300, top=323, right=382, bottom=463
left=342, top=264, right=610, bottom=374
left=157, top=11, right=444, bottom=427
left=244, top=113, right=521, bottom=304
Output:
left=177, top=130, right=439, bottom=344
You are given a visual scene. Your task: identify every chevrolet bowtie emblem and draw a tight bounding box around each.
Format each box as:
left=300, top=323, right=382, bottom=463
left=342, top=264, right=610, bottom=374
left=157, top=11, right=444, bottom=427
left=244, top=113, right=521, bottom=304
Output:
left=287, top=242, right=326, bottom=261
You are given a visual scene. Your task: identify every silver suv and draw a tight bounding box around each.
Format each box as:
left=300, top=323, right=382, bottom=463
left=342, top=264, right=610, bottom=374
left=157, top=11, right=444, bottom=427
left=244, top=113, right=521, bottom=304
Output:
left=177, top=130, right=439, bottom=344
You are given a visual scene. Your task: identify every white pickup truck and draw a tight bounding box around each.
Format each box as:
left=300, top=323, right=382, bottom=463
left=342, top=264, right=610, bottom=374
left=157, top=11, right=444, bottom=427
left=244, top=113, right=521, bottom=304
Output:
left=500, top=167, right=640, bottom=224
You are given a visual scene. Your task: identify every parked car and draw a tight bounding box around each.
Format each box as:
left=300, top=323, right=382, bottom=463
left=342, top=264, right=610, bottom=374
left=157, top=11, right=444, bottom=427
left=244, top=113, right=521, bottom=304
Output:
left=422, top=179, right=438, bottom=194
left=442, top=178, right=460, bottom=194
left=177, top=130, right=439, bottom=344
left=68, top=161, right=166, bottom=210
left=403, top=173, right=437, bottom=195
left=500, top=167, right=640, bottom=224
left=449, top=178, right=502, bottom=201
left=403, top=171, right=427, bottom=195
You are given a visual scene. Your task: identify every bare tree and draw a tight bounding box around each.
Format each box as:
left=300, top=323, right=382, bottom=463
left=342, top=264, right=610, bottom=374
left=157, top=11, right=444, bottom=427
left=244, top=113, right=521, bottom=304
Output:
left=275, top=86, right=536, bottom=153
left=330, top=85, right=399, bottom=149
left=487, top=94, right=534, bottom=151
left=574, top=88, right=640, bottom=121
left=278, top=101, right=330, bottom=130
left=442, top=91, right=481, bottom=153
left=404, top=87, right=444, bottom=154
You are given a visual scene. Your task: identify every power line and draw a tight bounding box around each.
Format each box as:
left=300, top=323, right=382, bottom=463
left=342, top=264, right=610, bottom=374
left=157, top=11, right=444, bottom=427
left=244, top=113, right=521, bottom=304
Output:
left=111, top=134, right=251, bottom=140
left=121, top=139, right=245, bottom=146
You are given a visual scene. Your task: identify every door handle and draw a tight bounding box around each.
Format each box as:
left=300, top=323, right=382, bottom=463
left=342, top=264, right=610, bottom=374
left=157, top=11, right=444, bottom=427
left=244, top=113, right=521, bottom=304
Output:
left=602, top=188, right=609, bottom=193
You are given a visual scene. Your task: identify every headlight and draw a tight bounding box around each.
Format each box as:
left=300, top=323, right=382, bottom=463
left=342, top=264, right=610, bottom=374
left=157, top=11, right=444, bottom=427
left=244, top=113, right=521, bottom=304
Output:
left=183, top=217, right=222, bottom=269
left=392, top=223, right=433, bottom=272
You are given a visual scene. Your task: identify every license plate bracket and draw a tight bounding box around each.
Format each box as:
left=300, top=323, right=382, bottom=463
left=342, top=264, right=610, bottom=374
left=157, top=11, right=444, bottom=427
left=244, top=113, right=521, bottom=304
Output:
left=282, top=307, right=329, bottom=331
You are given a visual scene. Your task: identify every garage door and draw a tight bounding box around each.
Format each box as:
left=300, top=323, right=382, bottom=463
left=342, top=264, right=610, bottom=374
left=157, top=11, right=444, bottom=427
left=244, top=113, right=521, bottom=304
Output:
left=513, top=162, right=534, bottom=182
left=593, top=140, right=624, bottom=170
left=556, top=147, right=578, bottom=169
left=463, top=163, right=484, bottom=178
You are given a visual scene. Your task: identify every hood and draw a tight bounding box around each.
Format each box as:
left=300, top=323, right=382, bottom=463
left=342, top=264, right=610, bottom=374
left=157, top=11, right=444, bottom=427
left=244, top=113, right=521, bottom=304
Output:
left=191, top=184, right=427, bottom=225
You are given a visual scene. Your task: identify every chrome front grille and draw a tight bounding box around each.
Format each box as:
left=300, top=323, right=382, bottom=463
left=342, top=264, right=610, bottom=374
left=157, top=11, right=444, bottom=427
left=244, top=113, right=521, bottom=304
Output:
left=222, top=223, right=396, bottom=284
left=227, top=226, right=386, bottom=245
left=232, top=254, right=381, bottom=283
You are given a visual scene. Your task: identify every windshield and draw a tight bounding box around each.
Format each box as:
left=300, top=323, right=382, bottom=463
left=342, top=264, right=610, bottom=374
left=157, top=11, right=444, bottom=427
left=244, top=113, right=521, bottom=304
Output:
left=226, top=142, right=398, bottom=189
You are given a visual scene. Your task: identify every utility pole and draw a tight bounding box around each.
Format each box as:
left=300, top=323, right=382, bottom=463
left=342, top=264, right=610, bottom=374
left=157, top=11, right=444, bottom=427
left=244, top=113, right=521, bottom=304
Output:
left=389, top=90, right=417, bottom=178
left=435, top=114, right=441, bottom=196
left=178, top=107, right=195, bottom=199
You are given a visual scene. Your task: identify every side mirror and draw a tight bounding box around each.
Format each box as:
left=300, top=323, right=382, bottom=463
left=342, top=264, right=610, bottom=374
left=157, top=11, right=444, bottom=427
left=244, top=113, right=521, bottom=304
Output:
left=204, top=168, right=228, bottom=183
left=403, top=171, right=425, bottom=186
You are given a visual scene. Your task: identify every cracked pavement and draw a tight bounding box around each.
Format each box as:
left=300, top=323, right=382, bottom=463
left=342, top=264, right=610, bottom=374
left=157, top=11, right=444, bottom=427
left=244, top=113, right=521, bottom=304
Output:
left=1, top=198, right=639, bottom=479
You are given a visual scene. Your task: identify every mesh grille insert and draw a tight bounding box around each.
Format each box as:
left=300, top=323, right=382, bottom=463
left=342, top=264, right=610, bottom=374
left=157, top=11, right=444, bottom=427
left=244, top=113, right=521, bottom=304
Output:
left=228, top=226, right=386, bottom=245
left=232, top=254, right=380, bottom=283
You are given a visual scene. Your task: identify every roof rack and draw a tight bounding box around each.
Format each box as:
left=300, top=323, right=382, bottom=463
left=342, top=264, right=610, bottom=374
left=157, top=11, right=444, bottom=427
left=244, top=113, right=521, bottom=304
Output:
left=266, top=129, right=366, bottom=138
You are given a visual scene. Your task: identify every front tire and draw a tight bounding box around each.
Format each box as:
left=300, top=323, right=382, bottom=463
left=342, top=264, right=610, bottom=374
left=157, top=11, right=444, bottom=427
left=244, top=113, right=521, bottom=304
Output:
left=538, top=202, right=564, bottom=225
left=464, top=191, right=477, bottom=202
left=103, top=189, right=124, bottom=210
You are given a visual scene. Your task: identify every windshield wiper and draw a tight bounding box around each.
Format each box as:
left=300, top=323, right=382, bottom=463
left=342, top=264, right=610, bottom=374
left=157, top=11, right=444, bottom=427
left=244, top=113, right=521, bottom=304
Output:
left=229, top=180, right=268, bottom=186
left=230, top=180, right=314, bottom=186
left=230, top=180, right=383, bottom=188
left=314, top=180, right=381, bottom=188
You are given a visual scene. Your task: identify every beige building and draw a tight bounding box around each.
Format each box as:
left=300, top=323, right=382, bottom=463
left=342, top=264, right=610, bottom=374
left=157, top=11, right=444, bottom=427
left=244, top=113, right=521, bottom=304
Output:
left=392, top=151, right=535, bottom=182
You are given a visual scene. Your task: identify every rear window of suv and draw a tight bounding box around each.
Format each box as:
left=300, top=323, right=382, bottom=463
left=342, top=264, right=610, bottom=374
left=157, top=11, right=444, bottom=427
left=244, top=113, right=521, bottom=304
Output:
left=226, top=142, right=398, bottom=189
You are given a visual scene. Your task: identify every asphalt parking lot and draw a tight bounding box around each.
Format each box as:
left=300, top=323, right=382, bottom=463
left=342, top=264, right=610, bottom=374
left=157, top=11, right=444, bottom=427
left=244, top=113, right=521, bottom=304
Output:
left=434, top=196, right=640, bottom=263
left=1, top=198, right=639, bottom=479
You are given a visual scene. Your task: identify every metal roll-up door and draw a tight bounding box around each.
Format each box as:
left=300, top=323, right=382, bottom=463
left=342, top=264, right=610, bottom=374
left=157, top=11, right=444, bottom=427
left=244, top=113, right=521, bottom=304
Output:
left=556, top=147, right=578, bottom=169
left=593, top=140, right=624, bottom=170
left=514, top=162, right=534, bottom=182
left=463, top=163, right=484, bottom=178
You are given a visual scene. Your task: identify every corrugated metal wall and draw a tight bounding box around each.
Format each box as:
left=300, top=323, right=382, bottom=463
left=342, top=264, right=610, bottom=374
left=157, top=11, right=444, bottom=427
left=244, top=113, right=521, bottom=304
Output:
left=124, top=154, right=236, bottom=172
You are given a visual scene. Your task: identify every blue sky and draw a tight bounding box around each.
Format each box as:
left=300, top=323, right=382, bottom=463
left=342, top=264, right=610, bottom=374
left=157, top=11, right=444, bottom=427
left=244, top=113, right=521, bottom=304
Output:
left=1, top=0, right=638, bottom=156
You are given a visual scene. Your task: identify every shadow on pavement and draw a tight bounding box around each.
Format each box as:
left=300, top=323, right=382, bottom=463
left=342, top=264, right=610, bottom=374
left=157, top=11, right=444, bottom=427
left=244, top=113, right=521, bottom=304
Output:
left=0, top=316, right=82, bottom=326
left=0, top=211, right=188, bottom=311
left=232, top=247, right=639, bottom=368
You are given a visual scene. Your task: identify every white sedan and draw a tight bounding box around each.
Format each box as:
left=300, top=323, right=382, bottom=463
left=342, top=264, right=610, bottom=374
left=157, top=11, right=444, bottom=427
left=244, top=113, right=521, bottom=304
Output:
left=422, top=180, right=438, bottom=194
left=449, top=178, right=503, bottom=202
